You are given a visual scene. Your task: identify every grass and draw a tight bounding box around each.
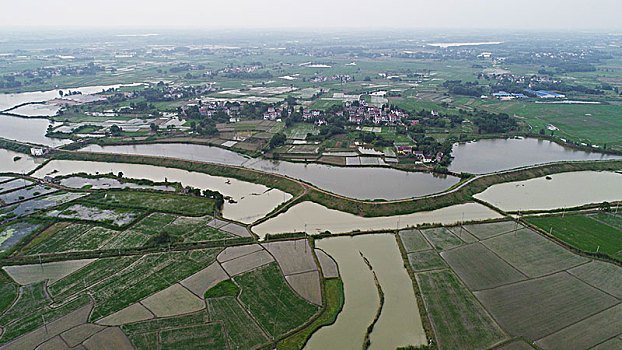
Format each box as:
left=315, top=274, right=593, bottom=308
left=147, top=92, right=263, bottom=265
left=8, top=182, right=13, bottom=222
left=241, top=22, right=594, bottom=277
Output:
left=204, top=279, right=239, bottom=298
left=526, top=214, right=622, bottom=261
left=131, top=213, right=177, bottom=236
left=416, top=269, right=507, bottom=350
left=83, top=191, right=217, bottom=217
left=24, top=223, right=94, bottom=254
left=160, top=323, right=227, bottom=350
left=207, top=296, right=269, bottom=349
left=277, top=278, right=345, bottom=350
left=235, top=262, right=319, bottom=337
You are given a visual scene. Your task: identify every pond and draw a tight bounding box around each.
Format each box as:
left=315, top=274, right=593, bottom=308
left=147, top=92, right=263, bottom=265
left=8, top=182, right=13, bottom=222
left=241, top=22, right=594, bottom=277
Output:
left=307, top=234, right=426, bottom=349
left=80, top=143, right=460, bottom=200
left=31, top=160, right=292, bottom=224
left=474, top=171, right=622, bottom=212
left=449, top=138, right=621, bottom=174
left=0, top=148, right=44, bottom=174
left=252, top=201, right=503, bottom=238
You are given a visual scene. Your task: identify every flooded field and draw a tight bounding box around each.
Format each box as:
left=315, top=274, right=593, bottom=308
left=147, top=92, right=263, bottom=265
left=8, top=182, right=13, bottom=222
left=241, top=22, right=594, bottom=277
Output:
left=0, top=149, right=43, bottom=173
left=0, top=115, right=70, bottom=147
left=31, top=160, right=292, bottom=224
left=252, top=201, right=503, bottom=237
left=307, top=234, right=426, bottom=349
left=449, top=138, right=621, bottom=174
left=474, top=171, right=622, bottom=212
left=80, top=143, right=460, bottom=200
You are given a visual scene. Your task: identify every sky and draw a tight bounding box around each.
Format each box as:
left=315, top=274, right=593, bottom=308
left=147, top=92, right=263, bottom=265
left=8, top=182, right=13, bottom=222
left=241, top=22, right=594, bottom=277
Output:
left=1, top=0, right=621, bottom=30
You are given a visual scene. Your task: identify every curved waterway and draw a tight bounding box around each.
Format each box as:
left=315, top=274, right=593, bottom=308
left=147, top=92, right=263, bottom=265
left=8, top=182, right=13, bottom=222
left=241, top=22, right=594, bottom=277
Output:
left=31, top=160, right=292, bottom=224
left=252, top=201, right=503, bottom=238
left=449, top=138, right=621, bottom=174
left=307, top=234, right=426, bottom=349
left=79, top=143, right=460, bottom=200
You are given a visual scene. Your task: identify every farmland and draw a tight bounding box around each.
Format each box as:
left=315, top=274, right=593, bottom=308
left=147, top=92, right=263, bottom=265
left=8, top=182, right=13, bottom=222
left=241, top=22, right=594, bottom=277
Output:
left=405, top=221, right=622, bottom=350
left=526, top=213, right=622, bottom=262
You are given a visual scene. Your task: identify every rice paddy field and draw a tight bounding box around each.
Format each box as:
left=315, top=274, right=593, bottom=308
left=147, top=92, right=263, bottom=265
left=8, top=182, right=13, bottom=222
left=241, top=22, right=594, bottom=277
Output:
left=526, top=213, right=622, bottom=262
left=405, top=221, right=622, bottom=350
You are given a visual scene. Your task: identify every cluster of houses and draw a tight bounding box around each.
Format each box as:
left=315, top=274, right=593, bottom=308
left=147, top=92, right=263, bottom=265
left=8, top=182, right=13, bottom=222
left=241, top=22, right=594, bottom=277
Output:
left=298, top=100, right=408, bottom=125
left=478, top=72, right=560, bottom=85
left=395, top=146, right=443, bottom=163
left=309, top=74, right=352, bottom=83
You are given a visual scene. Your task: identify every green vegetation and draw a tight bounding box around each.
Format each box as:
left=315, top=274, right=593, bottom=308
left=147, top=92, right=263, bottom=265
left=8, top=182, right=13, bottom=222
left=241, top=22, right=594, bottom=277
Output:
left=235, top=262, right=319, bottom=337
left=0, top=281, right=48, bottom=325
left=204, top=279, right=240, bottom=298
left=526, top=214, right=622, bottom=261
left=128, top=332, right=159, bottom=350
left=407, top=250, right=447, bottom=272
left=87, top=248, right=221, bottom=321
left=207, top=296, right=269, bottom=349
left=420, top=227, right=463, bottom=251
left=482, top=229, right=588, bottom=278
left=277, top=278, right=345, bottom=350
left=0, top=271, right=18, bottom=314
left=122, top=310, right=210, bottom=334
left=83, top=191, right=217, bottom=216
left=416, top=269, right=507, bottom=350
left=49, top=256, right=139, bottom=301
left=0, top=294, right=90, bottom=345
left=160, top=323, right=228, bottom=350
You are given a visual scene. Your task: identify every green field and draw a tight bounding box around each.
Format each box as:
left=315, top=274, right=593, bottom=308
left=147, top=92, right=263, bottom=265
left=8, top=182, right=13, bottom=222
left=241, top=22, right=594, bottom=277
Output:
left=485, top=101, right=622, bottom=149
left=407, top=250, right=447, bottom=272
left=235, top=263, right=319, bottom=337
left=277, top=278, right=345, bottom=350
left=420, top=227, right=464, bottom=251
left=83, top=191, right=217, bottom=216
left=526, top=214, right=622, bottom=261
left=416, top=269, right=507, bottom=350
left=160, top=323, right=227, bottom=350
left=482, top=228, right=589, bottom=278
left=207, top=296, right=269, bottom=349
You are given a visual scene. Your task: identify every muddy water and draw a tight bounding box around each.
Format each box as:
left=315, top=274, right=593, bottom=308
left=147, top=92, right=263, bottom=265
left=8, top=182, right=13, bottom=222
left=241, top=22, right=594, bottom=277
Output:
left=449, top=138, right=620, bottom=174
left=252, top=201, right=503, bottom=238
left=307, top=234, right=426, bottom=350
left=79, top=143, right=460, bottom=200
left=0, top=83, right=141, bottom=111
left=0, top=149, right=44, bottom=174
left=0, top=115, right=70, bottom=147
left=31, top=160, right=292, bottom=224
left=474, top=171, right=622, bottom=212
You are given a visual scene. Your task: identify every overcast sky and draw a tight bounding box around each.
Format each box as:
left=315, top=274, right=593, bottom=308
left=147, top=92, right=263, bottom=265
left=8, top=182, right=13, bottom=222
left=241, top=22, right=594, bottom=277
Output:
left=1, top=0, right=621, bottom=30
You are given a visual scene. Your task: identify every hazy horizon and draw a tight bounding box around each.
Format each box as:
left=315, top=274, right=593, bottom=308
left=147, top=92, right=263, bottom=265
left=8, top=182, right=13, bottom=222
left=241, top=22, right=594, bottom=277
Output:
left=2, top=0, right=622, bottom=31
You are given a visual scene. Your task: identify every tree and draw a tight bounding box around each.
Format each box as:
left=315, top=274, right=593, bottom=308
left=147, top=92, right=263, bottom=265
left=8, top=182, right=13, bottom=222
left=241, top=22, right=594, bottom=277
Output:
left=269, top=132, right=287, bottom=149
left=150, top=123, right=158, bottom=133
left=109, top=124, right=122, bottom=136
